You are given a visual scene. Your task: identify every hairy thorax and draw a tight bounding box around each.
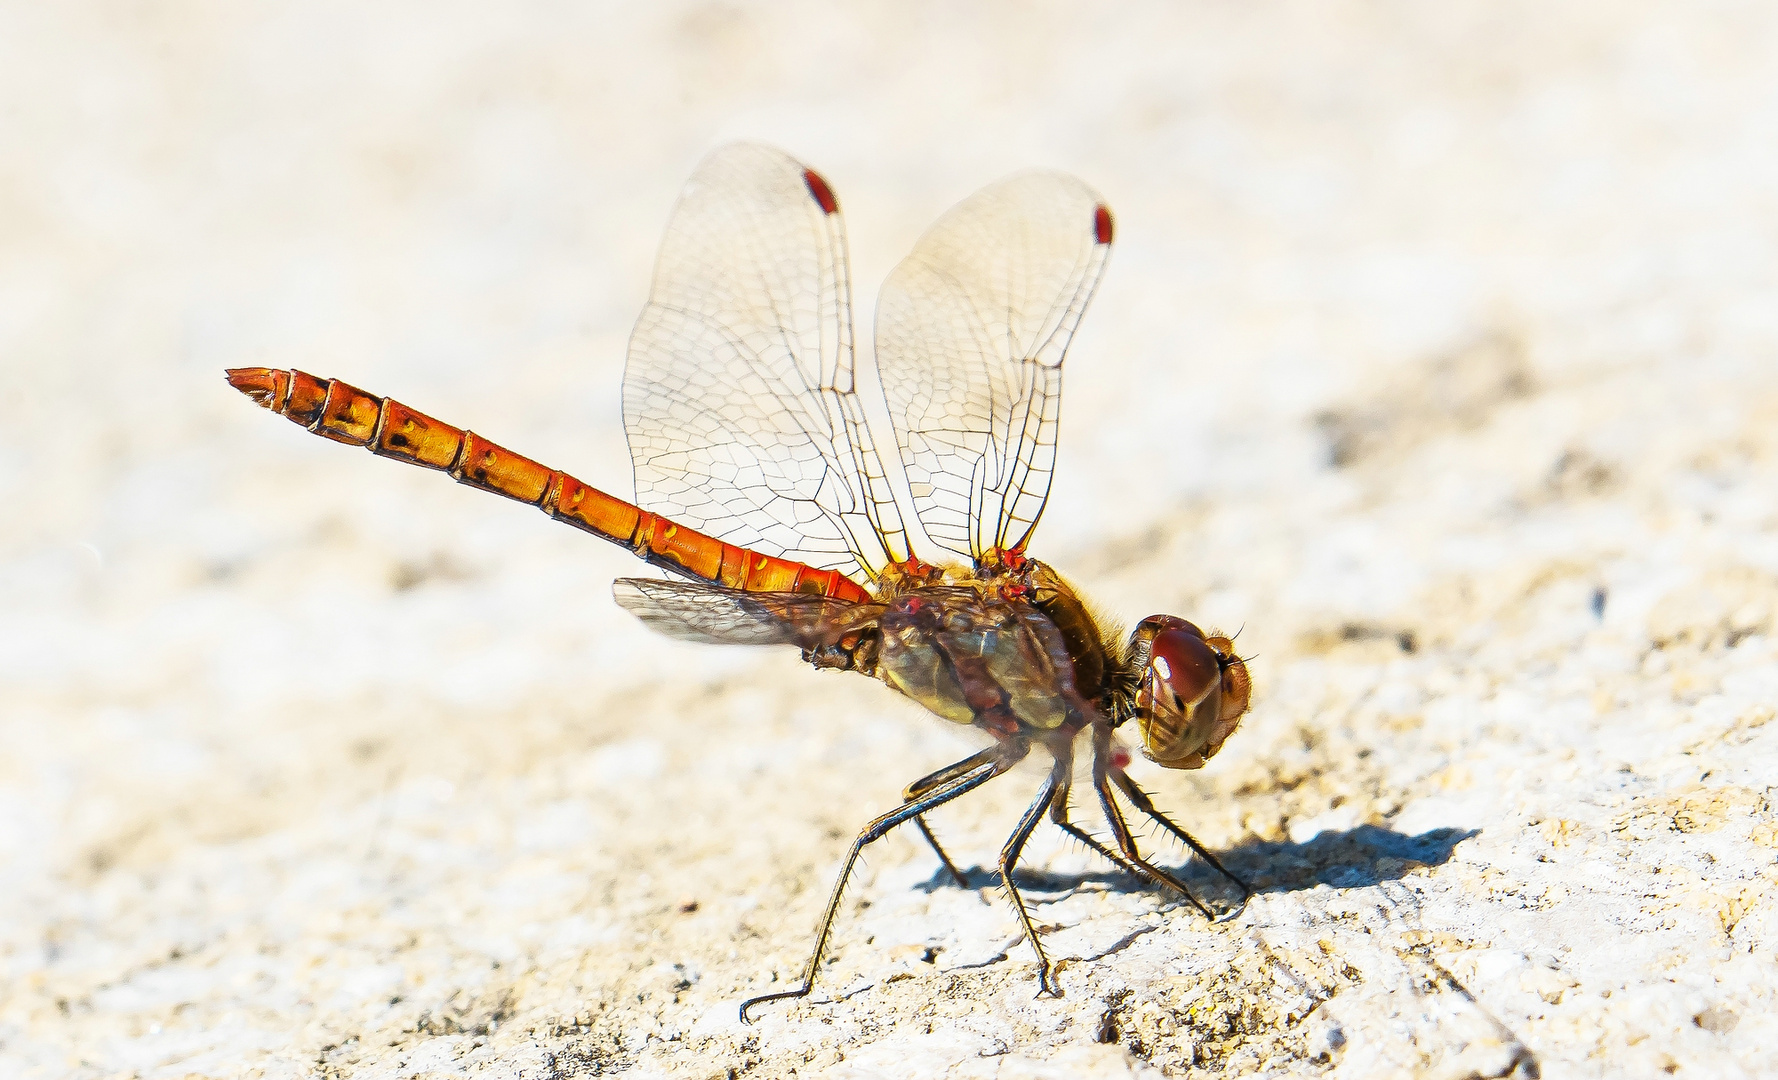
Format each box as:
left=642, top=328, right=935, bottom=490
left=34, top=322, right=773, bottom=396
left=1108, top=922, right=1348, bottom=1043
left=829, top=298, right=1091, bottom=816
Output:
left=804, top=552, right=1127, bottom=742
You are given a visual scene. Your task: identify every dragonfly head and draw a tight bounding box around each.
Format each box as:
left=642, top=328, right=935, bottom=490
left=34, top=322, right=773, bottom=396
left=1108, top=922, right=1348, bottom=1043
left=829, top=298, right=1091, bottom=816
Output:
left=1126, top=615, right=1250, bottom=770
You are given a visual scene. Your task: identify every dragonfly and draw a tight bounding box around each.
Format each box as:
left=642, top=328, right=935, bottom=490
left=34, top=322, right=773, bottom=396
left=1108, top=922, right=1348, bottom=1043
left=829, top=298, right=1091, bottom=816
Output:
left=226, top=143, right=1253, bottom=1021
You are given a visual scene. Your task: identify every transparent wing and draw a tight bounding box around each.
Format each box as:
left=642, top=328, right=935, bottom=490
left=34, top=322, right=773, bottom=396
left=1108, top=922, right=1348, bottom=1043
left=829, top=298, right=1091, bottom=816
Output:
left=612, top=577, right=880, bottom=647
left=875, top=172, right=1113, bottom=560
left=625, top=143, right=909, bottom=584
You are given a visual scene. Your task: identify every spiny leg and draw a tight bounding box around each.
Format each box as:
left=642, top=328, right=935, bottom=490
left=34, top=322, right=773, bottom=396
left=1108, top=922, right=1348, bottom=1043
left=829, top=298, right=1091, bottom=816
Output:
left=997, top=761, right=1067, bottom=997
left=1089, top=771, right=1215, bottom=919
left=913, top=819, right=966, bottom=887
left=904, top=747, right=998, bottom=887
left=739, top=745, right=1022, bottom=1023
left=1052, top=773, right=1232, bottom=913
left=1111, top=770, right=1251, bottom=903
left=1047, top=777, right=1153, bottom=883
left=1028, top=733, right=1147, bottom=882
left=1082, top=729, right=1216, bottom=919
left=1038, top=739, right=1198, bottom=899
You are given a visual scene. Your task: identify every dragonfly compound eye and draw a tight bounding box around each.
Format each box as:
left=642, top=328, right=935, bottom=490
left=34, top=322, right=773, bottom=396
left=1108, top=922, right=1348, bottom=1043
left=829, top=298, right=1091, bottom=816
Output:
left=1132, top=618, right=1252, bottom=769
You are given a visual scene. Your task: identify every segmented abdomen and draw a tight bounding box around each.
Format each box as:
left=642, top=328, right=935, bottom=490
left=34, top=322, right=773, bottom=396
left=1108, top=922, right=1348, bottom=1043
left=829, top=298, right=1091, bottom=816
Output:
left=224, top=367, right=870, bottom=602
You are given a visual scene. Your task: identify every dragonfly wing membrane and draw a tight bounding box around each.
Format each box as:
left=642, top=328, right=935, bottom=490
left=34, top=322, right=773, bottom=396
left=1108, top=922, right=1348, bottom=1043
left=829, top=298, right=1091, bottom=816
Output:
left=613, top=577, right=879, bottom=648
left=626, top=143, right=909, bottom=584
left=875, top=172, right=1113, bottom=560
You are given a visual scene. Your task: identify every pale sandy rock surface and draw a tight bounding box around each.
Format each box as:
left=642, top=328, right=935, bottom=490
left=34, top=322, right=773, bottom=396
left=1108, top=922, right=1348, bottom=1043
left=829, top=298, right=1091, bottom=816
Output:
left=4, top=3, right=1778, bottom=1077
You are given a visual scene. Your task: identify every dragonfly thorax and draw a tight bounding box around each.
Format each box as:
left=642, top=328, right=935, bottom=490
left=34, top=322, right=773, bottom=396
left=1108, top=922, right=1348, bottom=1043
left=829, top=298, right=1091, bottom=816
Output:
left=808, top=554, right=1117, bottom=742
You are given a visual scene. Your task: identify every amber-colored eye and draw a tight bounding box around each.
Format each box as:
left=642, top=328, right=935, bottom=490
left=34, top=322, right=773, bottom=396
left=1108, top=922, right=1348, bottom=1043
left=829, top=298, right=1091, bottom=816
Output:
left=1130, top=616, right=1252, bottom=770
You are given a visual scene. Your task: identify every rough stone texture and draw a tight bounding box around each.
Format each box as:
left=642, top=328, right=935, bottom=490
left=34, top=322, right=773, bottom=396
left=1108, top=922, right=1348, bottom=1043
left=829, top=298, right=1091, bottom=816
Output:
left=4, top=3, right=1777, bottom=1077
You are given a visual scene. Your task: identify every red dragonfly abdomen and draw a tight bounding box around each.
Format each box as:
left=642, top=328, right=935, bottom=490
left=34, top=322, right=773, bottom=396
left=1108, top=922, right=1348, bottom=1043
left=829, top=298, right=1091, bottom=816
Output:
left=225, top=367, right=870, bottom=603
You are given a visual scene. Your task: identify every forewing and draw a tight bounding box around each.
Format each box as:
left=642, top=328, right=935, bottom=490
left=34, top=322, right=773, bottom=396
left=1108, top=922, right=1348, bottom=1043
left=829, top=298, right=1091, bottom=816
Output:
left=875, top=172, right=1112, bottom=560
left=612, top=577, right=879, bottom=648
left=625, top=144, right=909, bottom=584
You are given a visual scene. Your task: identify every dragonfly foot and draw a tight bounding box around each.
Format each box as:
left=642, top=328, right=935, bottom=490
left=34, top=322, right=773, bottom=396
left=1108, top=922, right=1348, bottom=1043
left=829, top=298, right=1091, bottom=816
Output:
left=738, top=986, right=811, bottom=1024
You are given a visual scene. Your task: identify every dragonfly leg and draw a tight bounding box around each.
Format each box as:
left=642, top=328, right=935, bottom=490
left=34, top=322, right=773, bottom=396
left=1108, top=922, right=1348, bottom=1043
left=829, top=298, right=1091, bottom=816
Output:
left=998, top=759, right=1067, bottom=997
left=739, top=743, right=1024, bottom=1023
left=1084, top=731, right=1214, bottom=920
left=904, top=747, right=998, bottom=887
left=1110, top=770, right=1251, bottom=904
left=1048, top=775, right=1147, bottom=881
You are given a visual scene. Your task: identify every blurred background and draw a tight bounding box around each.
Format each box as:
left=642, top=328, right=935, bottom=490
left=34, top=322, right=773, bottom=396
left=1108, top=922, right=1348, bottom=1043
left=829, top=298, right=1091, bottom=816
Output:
left=4, top=2, right=1776, bottom=1076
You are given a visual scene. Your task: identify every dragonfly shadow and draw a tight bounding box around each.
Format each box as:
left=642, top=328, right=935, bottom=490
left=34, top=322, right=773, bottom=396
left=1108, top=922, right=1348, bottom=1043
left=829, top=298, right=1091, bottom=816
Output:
left=1220, top=824, right=1480, bottom=896
left=918, top=825, right=1478, bottom=901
